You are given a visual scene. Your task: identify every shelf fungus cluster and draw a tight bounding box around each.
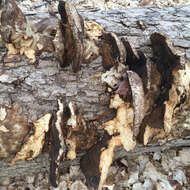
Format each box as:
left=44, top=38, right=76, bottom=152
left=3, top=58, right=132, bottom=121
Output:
left=80, top=31, right=190, bottom=189
left=0, top=1, right=189, bottom=190
left=50, top=99, right=97, bottom=187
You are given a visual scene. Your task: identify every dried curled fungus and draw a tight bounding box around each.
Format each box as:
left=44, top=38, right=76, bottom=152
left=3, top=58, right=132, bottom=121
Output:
left=102, top=32, right=127, bottom=70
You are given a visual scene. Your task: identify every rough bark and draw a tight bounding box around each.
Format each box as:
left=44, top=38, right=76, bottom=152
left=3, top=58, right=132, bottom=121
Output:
left=0, top=4, right=190, bottom=179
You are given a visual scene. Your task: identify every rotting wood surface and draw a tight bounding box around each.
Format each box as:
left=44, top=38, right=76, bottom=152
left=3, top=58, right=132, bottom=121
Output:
left=0, top=5, right=190, bottom=123
left=0, top=3, right=190, bottom=185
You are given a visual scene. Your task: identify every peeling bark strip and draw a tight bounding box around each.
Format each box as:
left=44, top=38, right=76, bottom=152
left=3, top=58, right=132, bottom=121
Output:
left=50, top=100, right=65, bottom=187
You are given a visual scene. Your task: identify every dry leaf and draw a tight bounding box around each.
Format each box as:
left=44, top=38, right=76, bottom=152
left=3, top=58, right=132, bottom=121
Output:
left=10, top=113, right=51, bottom=165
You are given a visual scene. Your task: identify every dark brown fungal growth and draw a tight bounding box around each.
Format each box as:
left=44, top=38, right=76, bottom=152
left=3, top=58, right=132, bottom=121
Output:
left=150, top=32, right=179, bottom=104
left=114, top=71, right=145, bottom=138
left=56, top=0, right=84, bottom=72
left=0, top=0, right=55, bottom=62
left=121, top=37, right=150, bottom=92
left=50, top=100, right=97, bottom=187
left=102, top=32, right=127, bottom=70
left=141, top=32, right=190, bottom=144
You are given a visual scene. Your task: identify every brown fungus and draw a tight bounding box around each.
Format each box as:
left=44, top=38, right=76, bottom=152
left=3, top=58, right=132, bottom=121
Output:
left=96, top=94, right=136, bottom=190
left=57, top=0, right=84, bottom=72
left=56, top=1, right=103, bottom=72
left=80, top=132, right=111, bottom=189
left=50, top=100, right=97, bottom=187
left=121, top=37, right=151, bottom=92
left=141, top=32, right=190, bottom=144
left=10, top=113, right=51, bottom=166
left=102, top=32, right=127, bottom=70
left=127, top=71, right=145, bottom=137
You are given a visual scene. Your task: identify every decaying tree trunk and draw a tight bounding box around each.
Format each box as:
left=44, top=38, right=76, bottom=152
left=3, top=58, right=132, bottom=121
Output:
left=0, top=3, right=190, bottom=184
left=1, top=135, right=190, bottom=179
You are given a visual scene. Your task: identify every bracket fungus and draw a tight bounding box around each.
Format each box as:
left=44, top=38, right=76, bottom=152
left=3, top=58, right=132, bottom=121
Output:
left=66, top=102, right=96, bottom=160
left=101, top=32, right=127, bottom=70
left=55, top=1, right=103, bottom=72
left=50, top=99, right=66, bottom=187
left=142, top=32, right=190, bottom=144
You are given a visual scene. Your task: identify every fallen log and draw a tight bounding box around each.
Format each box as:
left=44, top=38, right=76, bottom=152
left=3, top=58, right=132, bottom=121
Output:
left=1, top=135, right=190, bottom=179
left=0, top=2, right=190, bottom=187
